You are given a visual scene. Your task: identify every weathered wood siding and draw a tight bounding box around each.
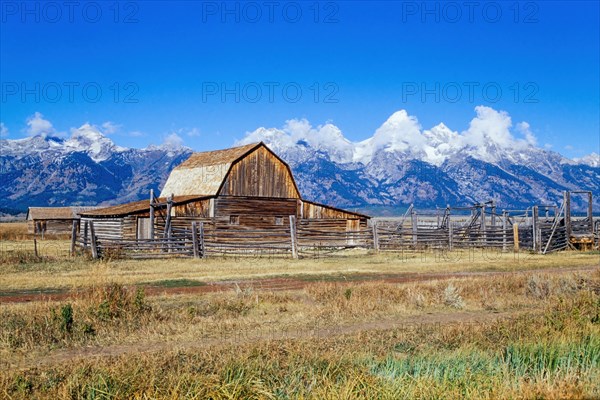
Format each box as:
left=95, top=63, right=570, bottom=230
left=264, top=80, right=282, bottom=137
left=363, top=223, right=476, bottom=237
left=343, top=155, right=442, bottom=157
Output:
left=216, top=196, right=296, bottom=216
left=301, top=201, right=365, bottom=220
left=214, top=196, right=297, bottom=228
left=219, top=146, right=300, bottom=198
left=81, top=217, right=136, bottom=240
left=29, top=219, right=75, bottom=234
left=299, top=218, right=368, bottom=232
left=122, top=216, right=137, bottom=240
left=81, top=217, right=123, bottom=240
left=172, top=199, right=212, bottom=218
left=297, top=218, right=371, bottom=248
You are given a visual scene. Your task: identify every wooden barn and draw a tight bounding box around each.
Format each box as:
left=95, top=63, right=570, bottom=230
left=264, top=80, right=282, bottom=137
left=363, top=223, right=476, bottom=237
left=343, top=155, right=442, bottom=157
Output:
left=27, top=206, right=98, bottom=235
left=78, top=142, right=370, bottom=253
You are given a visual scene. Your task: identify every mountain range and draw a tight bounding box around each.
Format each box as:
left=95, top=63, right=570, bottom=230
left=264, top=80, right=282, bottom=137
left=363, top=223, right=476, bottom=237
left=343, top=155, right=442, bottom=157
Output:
left=0, top=124, right=192, bottom=214
left=1, top=106, right=598, bottom=215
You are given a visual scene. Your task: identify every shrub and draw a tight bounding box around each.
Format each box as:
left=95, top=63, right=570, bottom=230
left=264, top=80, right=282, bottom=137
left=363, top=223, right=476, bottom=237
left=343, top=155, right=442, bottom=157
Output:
left=443, top=284, right=465, bottom=309
left=92, top=283, right=149, bottom=321
left=60, top=304, right=74, bottom=334
left=526, top=275, right=551, bottom=299
left=344, top=288, right=353, bottom=300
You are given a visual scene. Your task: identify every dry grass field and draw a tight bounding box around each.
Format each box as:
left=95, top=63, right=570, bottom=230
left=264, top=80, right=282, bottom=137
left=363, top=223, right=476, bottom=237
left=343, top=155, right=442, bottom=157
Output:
left=1, top=222, right=599, bottom=399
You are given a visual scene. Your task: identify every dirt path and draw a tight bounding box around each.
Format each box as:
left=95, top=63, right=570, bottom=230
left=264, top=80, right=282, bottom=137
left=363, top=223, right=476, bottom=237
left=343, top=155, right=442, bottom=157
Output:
left=3, top=309, right=524, bottom=372
left=1, top=264, right=597, bottom=304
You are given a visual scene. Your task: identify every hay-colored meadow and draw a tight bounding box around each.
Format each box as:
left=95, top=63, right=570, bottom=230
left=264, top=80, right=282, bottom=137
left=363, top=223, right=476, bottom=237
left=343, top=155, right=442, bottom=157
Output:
left=1, top=222, right=599, bottom=399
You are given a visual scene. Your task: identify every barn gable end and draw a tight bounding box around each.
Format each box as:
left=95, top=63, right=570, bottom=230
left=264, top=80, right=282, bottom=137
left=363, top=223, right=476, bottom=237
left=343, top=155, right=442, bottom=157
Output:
left=160, top=142, right=300, bottom=199
left=159, top=142, right=259, bottom=198
left=219, top=145, right=300, bottom=198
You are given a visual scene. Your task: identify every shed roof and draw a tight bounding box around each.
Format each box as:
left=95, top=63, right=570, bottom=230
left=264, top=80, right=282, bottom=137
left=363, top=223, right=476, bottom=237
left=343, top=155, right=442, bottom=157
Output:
left=27, top=207, right=99, bottom=220
left=79, top=195, right=210, bottom=217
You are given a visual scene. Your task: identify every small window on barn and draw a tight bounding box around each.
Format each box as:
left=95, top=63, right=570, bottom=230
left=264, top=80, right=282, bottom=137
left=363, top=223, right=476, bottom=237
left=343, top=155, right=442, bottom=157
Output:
left=275, top=216, right=283, bottom=226
left=230, top=215, right=240, bottom=225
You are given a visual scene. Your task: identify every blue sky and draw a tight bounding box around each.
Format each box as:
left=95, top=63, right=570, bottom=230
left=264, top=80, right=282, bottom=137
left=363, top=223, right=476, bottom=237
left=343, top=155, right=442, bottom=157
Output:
left=1, top=1, right=599, bottom=158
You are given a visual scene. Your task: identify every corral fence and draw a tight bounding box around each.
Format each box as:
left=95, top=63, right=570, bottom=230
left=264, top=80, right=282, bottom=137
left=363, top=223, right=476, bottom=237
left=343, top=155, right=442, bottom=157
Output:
left=75, top=220, right=203, bottom=259
left=74, top=191, right=597, bottom=259
left=374, top=205, right=563, bottom=253
left=75, top=215, right=373, bottom=260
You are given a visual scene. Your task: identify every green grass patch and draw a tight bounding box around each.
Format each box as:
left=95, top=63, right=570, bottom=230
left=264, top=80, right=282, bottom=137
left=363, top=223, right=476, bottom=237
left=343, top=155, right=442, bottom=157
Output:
left=142, top=278, right=207, bottom=288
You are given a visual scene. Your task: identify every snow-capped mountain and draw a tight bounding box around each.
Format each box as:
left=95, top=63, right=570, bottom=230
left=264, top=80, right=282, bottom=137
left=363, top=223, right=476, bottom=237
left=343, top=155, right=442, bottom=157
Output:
left=0, top=124, right=192, bottom=213
left=1, top=107, right=598, bottom=214
left=236, top=106, right=599, bottom=212
left=574, top=153, right=600, bottom=168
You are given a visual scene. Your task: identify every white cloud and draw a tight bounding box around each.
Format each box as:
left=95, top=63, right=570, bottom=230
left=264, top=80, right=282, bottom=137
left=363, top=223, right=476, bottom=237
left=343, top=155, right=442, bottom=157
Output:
left=237, top=106, right=545, bottom=166
left=544, top=143, right=553, bottom=149
left=101, top=121, right=121, bottom=135
left=462, top=106, right=513, bottom=147
left=239, top=118, right=354, bottom=163
left=0, top=122, right=8, bottom=137
left=516, top=121, right=537, bottom=146
left=129, top=130, right=145, bottom=137
left=163, top=132, right=184, bottom=149
left=459, top=106, right=535, bottom=162
left=186, top=127, right=201, bottom=137
left=574, top=152, right=600, bottom=167
left=565, top=145, right=574, bottom=151
left=25, top=112, right=55, bottom=137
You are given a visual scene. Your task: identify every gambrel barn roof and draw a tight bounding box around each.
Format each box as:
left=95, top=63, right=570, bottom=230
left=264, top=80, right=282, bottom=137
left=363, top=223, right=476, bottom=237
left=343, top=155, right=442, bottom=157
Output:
left=159, top=142, right=301, bottom=198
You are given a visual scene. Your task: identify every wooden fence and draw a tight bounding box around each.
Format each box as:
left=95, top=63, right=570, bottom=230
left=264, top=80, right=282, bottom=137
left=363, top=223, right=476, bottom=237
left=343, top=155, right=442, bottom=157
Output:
left=76, top=220, right=203, bottom=259
left=74, top=193, right=595, bottom=259
left=296, top=218, right=373, bottom=257
left=75, top=216, right=582, bottom=260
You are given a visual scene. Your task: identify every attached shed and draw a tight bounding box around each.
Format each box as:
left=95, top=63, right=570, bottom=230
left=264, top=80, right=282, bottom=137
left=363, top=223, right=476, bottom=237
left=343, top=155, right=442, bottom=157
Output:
left=27, top=207, right=98, bottom=235
left=79, top=196, right=210, bottom=240
left=79, top=142, right=369, bottom=243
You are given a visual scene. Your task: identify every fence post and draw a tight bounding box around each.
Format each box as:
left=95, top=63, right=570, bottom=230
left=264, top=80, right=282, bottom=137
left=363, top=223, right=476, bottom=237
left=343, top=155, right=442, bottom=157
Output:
left=513, top=223, right=519, bottom=253
left=448, top=221, right=453, bottom=251
left=163, top=194, right=173, bottom=252
left=411, top=210, right=418, bottom=246
left=372, top=221, right=379, bottom=251
left=532, top=205, right=539, bottom=252
left=83, top=221, right=88, bottom=249
left=289, top=215, right=298, bottom=259
left=90, top=221, right=99, bottom=259
left=502, top=211, right=507, bottom=252
left=480, top=204, right=486, bottom=247
left=199, top=222, right=205, bottom=258
left=34, top=238, right=38, bottom=258
left=70, top=220, right=77, bottom=256
left=564, top=191, right=572, bottom=244
left=587, top=191, right=593, bottom=235
left=149, top=189, right=155, bottom=240
left=192, top=221, right=199, bottom=258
